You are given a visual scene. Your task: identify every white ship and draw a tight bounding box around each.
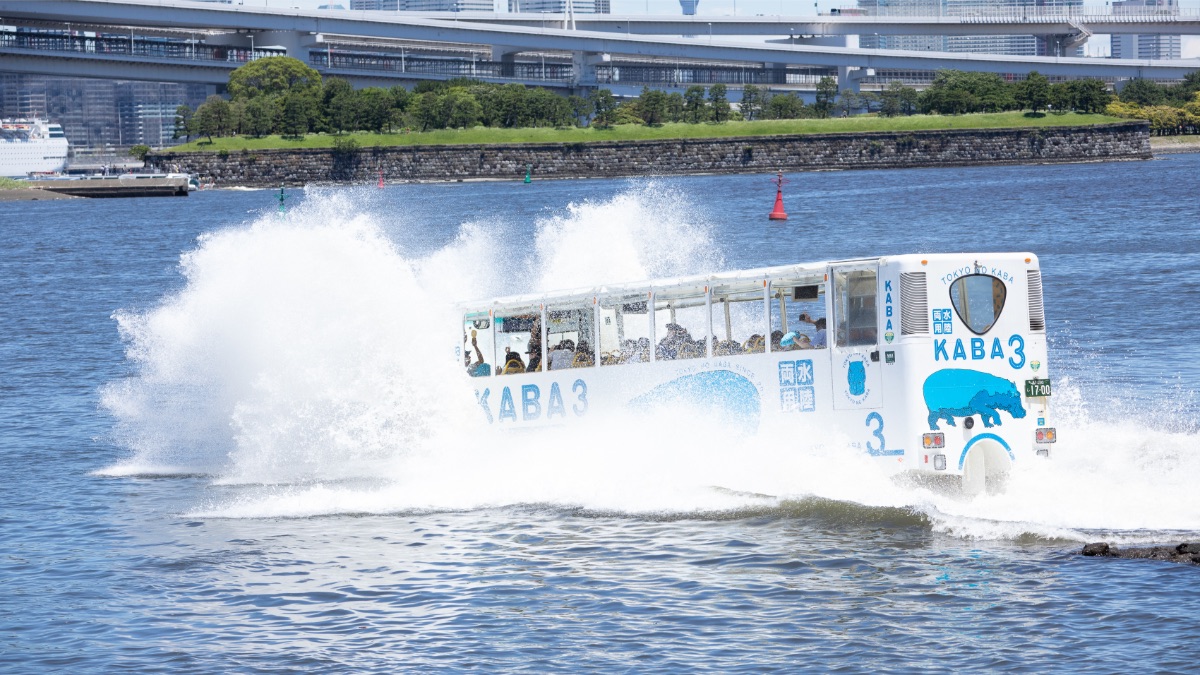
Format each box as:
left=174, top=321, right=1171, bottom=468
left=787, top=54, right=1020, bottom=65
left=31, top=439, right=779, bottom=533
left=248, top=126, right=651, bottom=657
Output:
left=1, top=119, right=69, bottom=177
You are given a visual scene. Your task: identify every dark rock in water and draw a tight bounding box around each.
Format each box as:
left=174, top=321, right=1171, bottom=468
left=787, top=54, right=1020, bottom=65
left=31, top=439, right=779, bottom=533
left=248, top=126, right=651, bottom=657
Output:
left=1081, top=542, right=1200, bottom=565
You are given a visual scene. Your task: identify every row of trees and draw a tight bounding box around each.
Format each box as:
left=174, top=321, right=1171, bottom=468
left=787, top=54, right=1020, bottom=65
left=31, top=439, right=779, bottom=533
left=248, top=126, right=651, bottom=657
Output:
left=176, top=56, right=1200, bottom=141
left=1104, top=72, right=1200, bottom=135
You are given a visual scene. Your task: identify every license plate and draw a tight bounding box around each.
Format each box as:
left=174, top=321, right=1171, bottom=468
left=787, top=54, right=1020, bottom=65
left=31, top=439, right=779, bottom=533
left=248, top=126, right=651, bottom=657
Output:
left=1025, top=378, right=1052, bottom=397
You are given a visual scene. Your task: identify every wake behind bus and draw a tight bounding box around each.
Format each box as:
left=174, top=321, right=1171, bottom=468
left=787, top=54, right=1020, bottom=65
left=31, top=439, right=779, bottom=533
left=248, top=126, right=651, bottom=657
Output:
left=457, top=252, right=1056, bottom=495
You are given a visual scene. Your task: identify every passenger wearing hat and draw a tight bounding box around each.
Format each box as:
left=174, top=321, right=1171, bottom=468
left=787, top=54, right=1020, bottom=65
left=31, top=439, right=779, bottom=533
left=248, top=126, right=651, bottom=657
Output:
left=502, top=348, right=525, bottom=374
left=779, top=331, right=812, bottom=350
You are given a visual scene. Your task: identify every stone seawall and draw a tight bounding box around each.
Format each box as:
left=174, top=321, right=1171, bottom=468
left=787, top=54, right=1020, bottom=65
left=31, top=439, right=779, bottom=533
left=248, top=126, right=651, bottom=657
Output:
left=152, top=121, right=1151, bottom=187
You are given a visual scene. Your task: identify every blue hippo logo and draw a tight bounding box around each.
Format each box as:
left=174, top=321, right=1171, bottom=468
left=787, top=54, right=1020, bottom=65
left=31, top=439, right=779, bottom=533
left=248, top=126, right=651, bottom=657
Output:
left=847, top=361, right=867, bottom=397
left=923, top=368, right=1026, bottom=430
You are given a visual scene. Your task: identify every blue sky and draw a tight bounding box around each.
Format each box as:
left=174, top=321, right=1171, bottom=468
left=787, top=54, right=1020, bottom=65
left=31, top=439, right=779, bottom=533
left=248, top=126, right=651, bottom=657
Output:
left=287, top=0, right=1200, bottom=57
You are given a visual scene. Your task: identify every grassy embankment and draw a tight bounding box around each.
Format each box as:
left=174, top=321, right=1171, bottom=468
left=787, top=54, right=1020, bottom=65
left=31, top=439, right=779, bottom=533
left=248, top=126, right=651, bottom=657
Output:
left=166, top=112, right=1123, bottom=153
left=0, top=177, right=30, bottom=189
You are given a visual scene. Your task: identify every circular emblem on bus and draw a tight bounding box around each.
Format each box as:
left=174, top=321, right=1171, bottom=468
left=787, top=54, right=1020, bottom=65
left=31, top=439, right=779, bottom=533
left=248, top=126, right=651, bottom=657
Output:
left=1031, top=360, right=1041, bottom=372
left=884, top=330, right=894, bottom=344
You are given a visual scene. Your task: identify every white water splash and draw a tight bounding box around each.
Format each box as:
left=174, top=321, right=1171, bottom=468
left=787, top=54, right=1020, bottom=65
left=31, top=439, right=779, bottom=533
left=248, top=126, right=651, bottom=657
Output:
left=102, top=187, right=1200, bottom=543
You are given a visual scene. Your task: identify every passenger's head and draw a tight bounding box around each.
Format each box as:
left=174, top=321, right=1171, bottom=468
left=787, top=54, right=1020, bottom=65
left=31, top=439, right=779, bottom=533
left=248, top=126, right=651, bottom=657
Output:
left=814, top=318, right=826, bottom=330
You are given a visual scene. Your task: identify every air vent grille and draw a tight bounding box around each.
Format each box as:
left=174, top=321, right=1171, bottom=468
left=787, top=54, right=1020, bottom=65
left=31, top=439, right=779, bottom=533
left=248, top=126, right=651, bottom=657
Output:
left=1027, top=270, right=1045, bottom=331
left=900, top=272, right=929, bottom=335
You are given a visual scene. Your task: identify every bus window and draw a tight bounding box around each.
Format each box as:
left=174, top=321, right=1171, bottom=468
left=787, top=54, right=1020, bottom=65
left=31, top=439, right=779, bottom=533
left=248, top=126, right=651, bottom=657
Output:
left=654, top=287, right=708, bottom=360
left=463, top=313, right=493, bottom=377
left=949, top=274, right=1007, bottom=335
left=547, top=302, right=596, bottom=369
left=493, top=308, right=538, bottom=374
left=599, top=295, right=651, bottom=366
left=710, top=282, right=767, bottom=356
left=833, top=269, right=877, bottom=347
left=770, top=278, right=826, bottom=350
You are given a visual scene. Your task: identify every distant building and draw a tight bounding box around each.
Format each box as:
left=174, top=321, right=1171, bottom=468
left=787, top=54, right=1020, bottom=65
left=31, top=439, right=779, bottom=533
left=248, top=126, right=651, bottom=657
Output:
left=679, top=0, right=699, bottom=15
left=0, top=74, right=210, bottom=154
left=1111, top=0, right=1181, bottom=59
left=351, top=0, right=496, bottom=9
left=855, top=0, right=1085, bottom=56
left=507, top=0, right=609, bottom=11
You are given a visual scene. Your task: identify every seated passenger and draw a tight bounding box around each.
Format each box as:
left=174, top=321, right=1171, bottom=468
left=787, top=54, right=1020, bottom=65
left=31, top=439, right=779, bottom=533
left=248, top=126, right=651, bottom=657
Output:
left=797, top=314, right=827, bottom=348
left=714, top=339, right=742, bottom=356
left=744, top=334, right=765, bottom=353
left=780, top=332, right=812, bottom=350
left=549, top=339, right=575, bottom=370
left=635, top=338, right=650, bottom=362
left=573, top=340, right=595, bottom=367
left=770, top=329, right=785, bottom=351
left=502, top=348, right=525, bottom=374
left=657, top=323, right=691, bottom=360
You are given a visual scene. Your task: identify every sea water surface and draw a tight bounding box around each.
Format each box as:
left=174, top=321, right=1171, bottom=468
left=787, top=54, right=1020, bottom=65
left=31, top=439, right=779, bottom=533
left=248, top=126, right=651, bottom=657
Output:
left=2, top=156, right=1199, bottom=672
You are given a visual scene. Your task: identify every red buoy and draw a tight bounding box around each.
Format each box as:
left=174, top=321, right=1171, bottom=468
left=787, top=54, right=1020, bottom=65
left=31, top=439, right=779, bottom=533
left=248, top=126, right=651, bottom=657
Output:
left=768, top=170, right=788, bottom=221
left=378, top=169, right=385, bottom=189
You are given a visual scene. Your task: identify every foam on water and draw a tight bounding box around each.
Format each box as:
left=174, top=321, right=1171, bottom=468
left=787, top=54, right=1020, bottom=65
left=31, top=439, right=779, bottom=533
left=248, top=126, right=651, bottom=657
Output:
left=102, top=188, right=1200, bottom=543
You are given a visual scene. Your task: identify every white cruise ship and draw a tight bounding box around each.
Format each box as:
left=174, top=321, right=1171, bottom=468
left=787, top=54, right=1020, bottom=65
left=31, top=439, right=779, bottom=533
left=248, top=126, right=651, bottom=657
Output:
left=1, top=119, right=70, bottom=177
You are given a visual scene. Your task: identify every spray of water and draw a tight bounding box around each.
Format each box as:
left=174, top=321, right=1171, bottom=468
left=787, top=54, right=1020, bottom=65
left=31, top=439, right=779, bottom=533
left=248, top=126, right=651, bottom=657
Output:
left=101, top=187, right=1200, bottom=542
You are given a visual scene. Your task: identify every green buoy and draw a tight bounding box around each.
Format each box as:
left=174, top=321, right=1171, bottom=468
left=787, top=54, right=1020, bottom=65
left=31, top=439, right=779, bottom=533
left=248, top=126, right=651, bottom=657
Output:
left=277, top=187, right=287, bottom=216
left=524, top=164, right=532, bottom=184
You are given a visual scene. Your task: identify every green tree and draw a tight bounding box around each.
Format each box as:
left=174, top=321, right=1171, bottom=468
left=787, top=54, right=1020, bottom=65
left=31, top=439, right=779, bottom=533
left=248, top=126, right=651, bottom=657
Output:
left=765, top=92, right=805, bottom=119
left=194, top=95, right=233, bottom=142
left=1119, top=78, right=1166, bottom=107
left=739, top=84, right=764, bottom=121
left=228, top=56, right=322, bottom=101
left=322, top=77, right=357, bottom=133
left=279, top=91, right=316, bottom=139
left=1048, top=82, right=1072, bottom=114
left=708, top=83, right=731, bottom=123
left=638, top=87, right=668, bottom=126
left=527, top=87, right=571, bottom=127
left=568, top=94, right=594, bottom=126
left=665, top=92, right=686, bottom=123
left=918, top=70, right=1017, bottom=114
left=496, top=83, right=529, bottom=128
left=838, top=89, right=860, bottom=117
left=242, top=96, right=277, bottom=137
left=129, top=144, right=151, bottom=161
left=173, top=104, right=194, bottom=140
left=814, top=76, right=838, bottom=118
left=1017, top=71, right=1051, bottom=113
left=613, top=101, right=644, bottom=125
left=441, top=89, right=482, bottom=128
left=1072, top=79, right=1112, bottom=114
left=683, top=85, right=708, bottom=123
left=357, top=87, right=394, bottom=132
left=589, top=88, right=617, bottom=127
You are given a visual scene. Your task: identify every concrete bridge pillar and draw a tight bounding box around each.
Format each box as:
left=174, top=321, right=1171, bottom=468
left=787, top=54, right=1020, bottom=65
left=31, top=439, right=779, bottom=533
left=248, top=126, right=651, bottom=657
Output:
left=492, top=48, right=519, bottom=78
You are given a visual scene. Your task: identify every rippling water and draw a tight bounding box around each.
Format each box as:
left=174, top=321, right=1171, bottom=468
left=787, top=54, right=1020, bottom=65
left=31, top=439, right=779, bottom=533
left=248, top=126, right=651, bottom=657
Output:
left=2, top=155, right=1199, bottom=672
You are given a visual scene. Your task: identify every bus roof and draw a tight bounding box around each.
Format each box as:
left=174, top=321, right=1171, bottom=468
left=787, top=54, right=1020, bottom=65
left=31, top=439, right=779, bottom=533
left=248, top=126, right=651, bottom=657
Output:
left=457, top=252, right=1034, bottom=313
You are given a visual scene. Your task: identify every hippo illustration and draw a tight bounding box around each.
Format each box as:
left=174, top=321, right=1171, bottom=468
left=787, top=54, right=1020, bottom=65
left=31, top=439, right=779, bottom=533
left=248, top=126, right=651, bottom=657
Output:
left=847, top=360, right=867, bottom=397
left=923, top=368, right=1026, bottom=430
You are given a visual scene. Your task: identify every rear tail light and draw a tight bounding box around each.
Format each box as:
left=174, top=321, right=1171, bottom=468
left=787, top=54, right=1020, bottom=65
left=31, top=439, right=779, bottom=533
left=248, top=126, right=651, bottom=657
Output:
left=922, top=433, right=945, bottom=449
left=933, top=454, right=947, bottom=471
left=1035, top=427, right=1057, bottom=444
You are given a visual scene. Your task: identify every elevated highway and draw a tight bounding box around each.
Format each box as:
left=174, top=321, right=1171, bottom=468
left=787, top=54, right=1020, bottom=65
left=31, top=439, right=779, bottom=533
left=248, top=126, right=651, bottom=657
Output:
left=0, top=0, right=1197, bottom=89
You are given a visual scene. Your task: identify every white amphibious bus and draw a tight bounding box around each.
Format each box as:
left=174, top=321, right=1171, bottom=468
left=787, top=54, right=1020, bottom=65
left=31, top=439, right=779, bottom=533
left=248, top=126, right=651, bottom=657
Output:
left=457, top=253, right=1055, bottom=494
